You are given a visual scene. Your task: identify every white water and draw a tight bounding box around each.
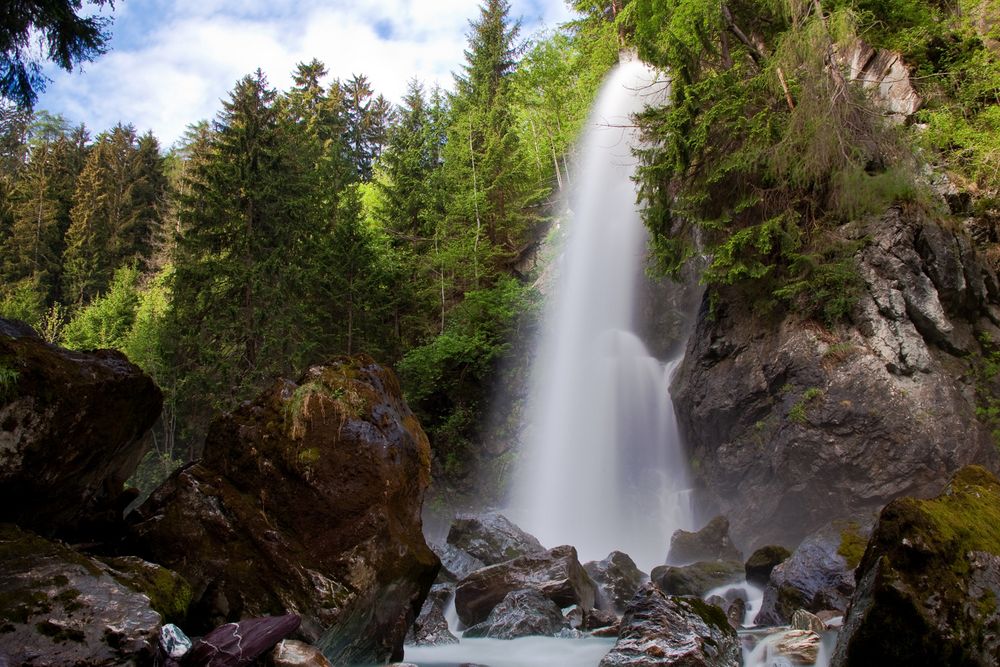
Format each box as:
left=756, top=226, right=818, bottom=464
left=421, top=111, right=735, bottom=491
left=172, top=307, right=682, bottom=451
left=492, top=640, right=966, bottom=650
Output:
left=511, top=60, right=690, bottom=572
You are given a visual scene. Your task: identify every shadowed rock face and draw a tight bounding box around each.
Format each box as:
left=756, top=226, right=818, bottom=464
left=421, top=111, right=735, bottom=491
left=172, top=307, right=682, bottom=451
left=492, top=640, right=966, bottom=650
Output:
left=672, top=210, right=1000, bottom=550
left=128, top=356, right=439, bottom=665
left=833, top=466, right=1000, bottom=666
left=0, top=319, right=162, bottom=541
left=463, top=588, right=568, bottom=639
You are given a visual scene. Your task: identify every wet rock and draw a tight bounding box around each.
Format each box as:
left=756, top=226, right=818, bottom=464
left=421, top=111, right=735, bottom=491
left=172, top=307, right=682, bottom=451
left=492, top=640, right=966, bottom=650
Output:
left=755, top=522, right=864, bottom=625
left=833, top=466, right=1000, bottom=666
left=651, top=560, right=744, bottom=597
left=185, top=614, right=300, bottom=666
left=599, top=583, right=740, bottom=666
left=706, top=595, right=726, bottom=609
left=159, top=624, right=192, bottom=660
left=775, top=629, right=822, bottom=665
left=667, top=516, right=742, bottom=564
left=0, top=523, right=161, bottom=666
left=129, top=357, right=439, bottom=665
left=745, top=545, right=791, bottom=587
left=431, top=542, right=485, bottom=582
left=270, top=639, right=332, bottom=667
left=583, top=551, right=646, bottom=612
left=585, top=608, right=618, bottom=631
left=592, top=623, right=620, bottom=638
left=791, top=609, right=826, bottom=634
left=405, top=584, right=458, bottom=646
left=726, top=598, right=746, bottom=629
left=671, top=209, right=1000, bottom=551
left=98, top=555, right=192, bottom=624
left=454, top=545, right=597, bottom=627
left=446, top=512, right=545, bottom=565
left=0, top=319, right=162, bottom=542
left=463, top=589, right=568, bottom=639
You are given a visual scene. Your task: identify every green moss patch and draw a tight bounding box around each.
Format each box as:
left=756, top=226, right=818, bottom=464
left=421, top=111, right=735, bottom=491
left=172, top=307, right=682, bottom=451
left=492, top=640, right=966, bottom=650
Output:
left=837, top=521, right=868, bottom=570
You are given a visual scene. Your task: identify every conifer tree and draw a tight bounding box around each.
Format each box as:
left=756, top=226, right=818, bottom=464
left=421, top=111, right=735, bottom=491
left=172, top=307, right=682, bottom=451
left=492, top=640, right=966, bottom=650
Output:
left=170, top=69, right=316, bottom=416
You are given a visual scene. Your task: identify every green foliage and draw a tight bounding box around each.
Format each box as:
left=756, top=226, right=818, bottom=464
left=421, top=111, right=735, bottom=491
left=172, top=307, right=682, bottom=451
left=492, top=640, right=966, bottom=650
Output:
left=0, top=359, right=19, bottom=402
left=0, top=278, right=45, bottom=327
left=837, top=521, right=867, bottom=569
left=789, top=386, right=824, bottom=423
left=630, top=0, right=927, bottom=323
left=61, top=265, right=140, bottom=350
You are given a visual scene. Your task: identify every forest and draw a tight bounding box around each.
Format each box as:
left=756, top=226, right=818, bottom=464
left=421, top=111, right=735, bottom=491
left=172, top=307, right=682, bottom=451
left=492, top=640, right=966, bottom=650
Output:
left=0, top=0, right=622, bottom=496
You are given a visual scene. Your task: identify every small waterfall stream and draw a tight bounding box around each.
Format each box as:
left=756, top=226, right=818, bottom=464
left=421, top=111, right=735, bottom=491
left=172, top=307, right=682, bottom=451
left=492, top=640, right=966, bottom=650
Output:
left=510, top=59, right=691, bottom=572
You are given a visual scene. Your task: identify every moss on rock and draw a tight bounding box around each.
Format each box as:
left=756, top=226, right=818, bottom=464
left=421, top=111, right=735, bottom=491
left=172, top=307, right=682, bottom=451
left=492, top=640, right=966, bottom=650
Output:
left=833, top=465, right=1000, bottom=665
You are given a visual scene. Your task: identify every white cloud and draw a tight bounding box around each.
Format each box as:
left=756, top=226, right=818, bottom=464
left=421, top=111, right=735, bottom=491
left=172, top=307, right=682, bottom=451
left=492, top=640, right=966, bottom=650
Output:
left=36, top=0, right=577, bottom=147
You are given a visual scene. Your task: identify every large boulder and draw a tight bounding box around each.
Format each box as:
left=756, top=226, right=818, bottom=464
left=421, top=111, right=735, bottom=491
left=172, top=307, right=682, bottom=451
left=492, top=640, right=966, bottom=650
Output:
left=667, top=516, right=742, bottom=564
left=599, top=583, right=740, bottom=667
left=833, top=466, right=1000, bottom=666
left=128, top=357, right=439, bottom=665
left=755, top=522, right=866, bottom=626
left=454, top=545, right=597, bottom=627
left=430, top=541, right=486, bottom=582
left=445, top=512, right=545, bottom=565
left=0, top=319, right=162, bottom=541
left=463, top=588, right=568, bottom=639
left=0, top=523, right=162, bottom=665
left=671, top=209, right=1000, bottom=550
left=652, top=560, right=745, bottom=597
left=583, top=551, right=646, bottom=612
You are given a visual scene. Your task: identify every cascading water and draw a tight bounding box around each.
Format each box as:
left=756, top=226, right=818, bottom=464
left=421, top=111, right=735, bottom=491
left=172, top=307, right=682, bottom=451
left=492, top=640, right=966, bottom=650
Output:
left=511, top=59, right=693, bottom=572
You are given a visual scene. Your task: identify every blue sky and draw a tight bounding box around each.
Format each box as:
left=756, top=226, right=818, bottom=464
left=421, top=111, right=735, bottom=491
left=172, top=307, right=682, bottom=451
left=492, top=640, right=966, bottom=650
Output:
left=36, top=0, right=577, bottom=148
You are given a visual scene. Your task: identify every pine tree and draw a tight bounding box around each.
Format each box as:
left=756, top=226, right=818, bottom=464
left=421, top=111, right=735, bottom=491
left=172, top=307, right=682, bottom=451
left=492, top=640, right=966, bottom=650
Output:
left=170, top=69, right=316, bottom=417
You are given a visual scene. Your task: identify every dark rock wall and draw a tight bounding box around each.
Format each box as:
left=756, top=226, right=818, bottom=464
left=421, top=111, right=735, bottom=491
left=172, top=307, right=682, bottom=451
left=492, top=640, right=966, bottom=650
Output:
left=673, top=209, right=1000, bottom=550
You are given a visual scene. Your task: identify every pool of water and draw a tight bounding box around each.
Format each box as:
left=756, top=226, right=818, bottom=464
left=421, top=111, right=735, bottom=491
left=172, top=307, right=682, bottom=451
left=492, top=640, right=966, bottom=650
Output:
left=402, top=636, right=616, bottom=666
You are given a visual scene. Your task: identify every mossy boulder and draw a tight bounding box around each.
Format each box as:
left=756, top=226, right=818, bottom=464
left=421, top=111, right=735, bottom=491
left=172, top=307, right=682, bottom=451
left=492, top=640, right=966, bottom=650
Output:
left=599, top=582, right=740, bottom=666
left=651, top=560, right=745, bottom=597
left=745, top=545, right=792, bottom=586
left=0, top=524, right=162, bottom=665
left=128, top=356, right=438, bottom=665
left=0, top=318, right=162, bottom=542
left=98, top=555, right=192, bottom=624
left=832, top=465, right=1000, bottom=666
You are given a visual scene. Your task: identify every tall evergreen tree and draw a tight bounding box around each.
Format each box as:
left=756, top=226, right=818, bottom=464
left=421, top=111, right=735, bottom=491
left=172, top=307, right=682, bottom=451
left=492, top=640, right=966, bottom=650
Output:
left=170, top=69, right=316, bottom=417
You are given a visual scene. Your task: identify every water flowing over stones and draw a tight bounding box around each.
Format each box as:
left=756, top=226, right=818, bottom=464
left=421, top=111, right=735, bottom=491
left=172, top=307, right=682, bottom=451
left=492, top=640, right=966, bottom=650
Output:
left=512, top=59, right=692, bottom=572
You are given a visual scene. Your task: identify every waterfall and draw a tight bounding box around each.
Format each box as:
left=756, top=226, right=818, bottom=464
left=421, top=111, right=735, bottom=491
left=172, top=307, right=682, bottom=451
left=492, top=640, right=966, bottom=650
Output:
left=510, top=60, right=693, bottom=572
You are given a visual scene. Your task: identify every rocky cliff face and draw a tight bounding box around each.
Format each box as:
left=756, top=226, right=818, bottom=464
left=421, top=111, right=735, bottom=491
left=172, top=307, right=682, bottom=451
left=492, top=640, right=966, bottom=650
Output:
left=129, top=356, right=439, bottom=665
left=673, top=208, right=1000, bottom=550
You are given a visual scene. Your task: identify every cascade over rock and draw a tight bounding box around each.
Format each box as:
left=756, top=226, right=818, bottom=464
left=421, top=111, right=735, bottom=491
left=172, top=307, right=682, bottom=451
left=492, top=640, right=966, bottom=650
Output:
left=583, top=551, right=647, bottom=612
left=672, top=208, right=1000, bottom=550
left=128, top=356, right=438, bottom=665
left=0, top=318, right=162, bottom=541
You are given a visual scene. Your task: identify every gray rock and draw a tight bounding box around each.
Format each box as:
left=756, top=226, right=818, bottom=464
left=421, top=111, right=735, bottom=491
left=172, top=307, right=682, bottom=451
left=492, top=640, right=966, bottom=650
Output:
left=599, top=583, right=740, bottom=666
left=159, top=624, right=192, bottom=659
left=405, top=584, right=458, bottom=646
left=0, top=524, right=161, bottom=666
left=463, top=589, right=568, bottom=639
left=651, top=560, right=745, bottom=597
left=454, top=545, right=597, bottom=627
left=845, top=40, right=921, bottom=119
left=670, top=209, right=1000, bottom=550
left=431, top=542, right=485, bottom=582
left=583, top=550, right=647, bottom=612
left=755, top=523, right=862, bottom=626
left=726, top=598, right=746, bottom=629
left=584, top=607, right=618, bottom=631
left=446, top=512, right=545, bottom=565
left=667, top=516, right=742, bottom=564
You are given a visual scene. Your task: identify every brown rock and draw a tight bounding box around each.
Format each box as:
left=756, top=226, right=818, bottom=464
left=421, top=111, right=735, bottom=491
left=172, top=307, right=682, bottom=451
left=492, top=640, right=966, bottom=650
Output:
left=0, top=318, right=162, bottom=541
left=667, top=516, right=742, bottom=564
left=129, top=357, right=438, bottom=665
left=270, top=639, right=332, bottom=667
